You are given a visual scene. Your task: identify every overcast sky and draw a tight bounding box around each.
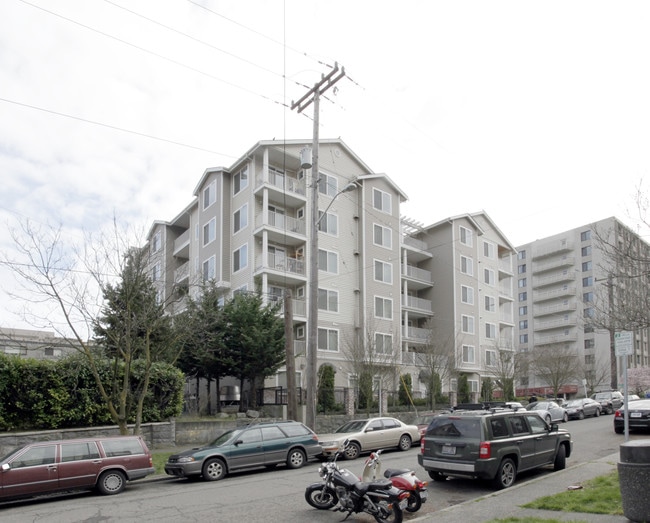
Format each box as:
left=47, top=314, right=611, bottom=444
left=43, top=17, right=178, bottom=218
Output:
left=2, top=0, right=650, bottom=331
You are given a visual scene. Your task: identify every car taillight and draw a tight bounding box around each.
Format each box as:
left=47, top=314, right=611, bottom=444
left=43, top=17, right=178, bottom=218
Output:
left=420, top=439, right=425, bottom=454
left=615, top=410, right=623, bottom=418
left=479, top=441, right=491, bottom=459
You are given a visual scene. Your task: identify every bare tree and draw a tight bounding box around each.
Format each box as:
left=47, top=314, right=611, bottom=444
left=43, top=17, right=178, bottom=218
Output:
left=1, top=218, right=178, bottom=434
left=416, top=318, right=456, bottom=408
left=581, top=354, right=611, bottom=396
left=484, top=341, right=522, bottom=401
left=530, top=343, right=581, bottom=399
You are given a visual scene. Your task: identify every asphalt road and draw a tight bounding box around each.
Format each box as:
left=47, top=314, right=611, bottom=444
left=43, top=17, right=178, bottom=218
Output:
left=0, top=413, right=642, bottom=522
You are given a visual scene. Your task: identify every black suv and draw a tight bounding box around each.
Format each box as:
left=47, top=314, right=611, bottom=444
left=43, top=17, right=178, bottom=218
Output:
left=591, top=391, right=624, bottom=415
left=418, top=408, right=572, bottom=489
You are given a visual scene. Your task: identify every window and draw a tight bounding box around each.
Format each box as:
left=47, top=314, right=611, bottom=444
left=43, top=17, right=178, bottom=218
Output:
left=318, top=328, right=339, bottom=352
left=296, top=326, right=305, bottom=339
left=373, top=188, right=392, bottom=214
left=152, top=262, right=161, bottom=282
left=318, top=249, right=338, bottom=274
left=318, top=288, right=338, bottom=312
left=519, top=333, right=528, bottom=343
left=239, top=428, right=262, bottom=444
left=519, top=306, right=528, bottom=315
left=584, top=307, right=594, bottom=318
left=517, top=250, right=526, bottom=260
left=585, top=354, right=595, bottom=365
left=203, top=181, right=216, bottom=210
left=581, top=230, right=591, bottom=241
left=483, top=241, right=495, bottom=258
left=583, top=276, right=593, bottom=287
left=11, top=445, right=56, bottom=468
left=519, top=292, right=527, bottom=301
left=462, top=344, right=475, bottom=363
left=233, top=244, right=248, bottom=272
left=486, top=349, right=497, bottom=367
left=202, top=256, right=215, bottom=281
left=319, top=173, right=338, bottom=196
left=485, top=323, right=496, bottom=339
left=583, top=291, right=594, bottom=303
left=582, top=261, right=592, bottom=271
left=519, top=320, right=528, bottom=329
left=203, top=218, right=216, bottom=246
left=461, top=315, right=475, bottom=334
left=234, top=167, right=248, bottom=194
left=375, top=297, right=393, bottom=319
left=44, top=347, right=61, bottom=357
left=151, top=231, right=161, bottom=253
left=518, top=278, right=527, bottom=288
left=61, top=442, right=100, bottom=462
left=460, top=226, right=473, bottom=246
left=582, top=245, right=592, bottom=256
left=375, top=333, right=392, bottom=354
left=585, top=339, right=595, bottom=349
left=261, top=426, right=286, bottom=441
left=373, top=224, right=392, bottom=248
left=374, top=260, right=393, bottom=284
left=518, top=264, right=526, bottom=274
left=461, top=285, right=474, bottom=304
left=460, top=255, right=474, bottom=276
left=318, top=211, right=338, bottom=235
left=484, top=268, right=495, bottom=285
left=233, top=204, right=248, bottom=233
left=485, top=295, right=496, bottom=312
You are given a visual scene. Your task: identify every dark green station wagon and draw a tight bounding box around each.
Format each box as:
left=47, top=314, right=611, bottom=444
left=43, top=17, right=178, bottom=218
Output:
left=165, top=420, right=322, bottom=481
left=418, top=408, right=573, bottom=489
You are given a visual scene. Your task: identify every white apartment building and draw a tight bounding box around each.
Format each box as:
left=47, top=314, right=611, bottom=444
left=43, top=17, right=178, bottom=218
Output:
left=146, top=139, right=517, bottom=402
left=515, top=217, right=650, bottom=397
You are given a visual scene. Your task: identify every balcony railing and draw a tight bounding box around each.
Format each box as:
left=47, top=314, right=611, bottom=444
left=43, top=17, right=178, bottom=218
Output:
left=401, top=295, right=433, bottom=312
left=174, top=261, right=189, bottom=282
left=255, top=170, right=306, bottom=197
left=402, top=325, right=430, bottom=342
left=402, top=265, right=433, bottom=284
left=259, top=253, right=306, bottom=276
left=173, top=229, right=190, bottom=254
left=256, top=211, right=306, bottom=236
left=402, top=235, right=429, bottom=251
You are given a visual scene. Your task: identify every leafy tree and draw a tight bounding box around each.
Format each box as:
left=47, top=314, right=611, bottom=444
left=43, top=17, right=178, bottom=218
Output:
left=317, top=364, right=336, bottom=412
left=221, top=292, right=285, bottom=411
left=481, top=377, right=494, bottom=402
left=457, top=373, right=470, bottom=404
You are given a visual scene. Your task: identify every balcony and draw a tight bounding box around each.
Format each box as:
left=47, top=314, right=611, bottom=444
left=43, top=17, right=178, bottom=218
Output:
left=401, top=350, right=428, bottom=366
left=534, top=316, right=575, bottom=331
left=532, top=256, right=576, bottom=274
left=254, top=170, right=306, bottom=207
left=532, top=241, right=574, bottom=260
left=173, top=229, right=190, bottom=259
left=174, top=261, right=189, bottom=283
left=401, top=295, right=433, bottom=315
left=255, top=211, right=306, bottom=246
left=534, top=332, right=578, bottom=346
left=401, top=265, right=433, bottom=290
left=255, top=253, right=307, bottom=285
left=402, top=325, right=430, bottom=343
left=533, top=301, right=577, bottom=317
left=533, top=286, right=576, bottom=303
left=532, top=271, right=576, bottom=289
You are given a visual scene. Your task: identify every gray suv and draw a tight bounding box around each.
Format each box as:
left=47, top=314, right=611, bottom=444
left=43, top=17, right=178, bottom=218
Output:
left=591, top=391, right=623, bottom=414
left=418, top=409, right=572, bottom=489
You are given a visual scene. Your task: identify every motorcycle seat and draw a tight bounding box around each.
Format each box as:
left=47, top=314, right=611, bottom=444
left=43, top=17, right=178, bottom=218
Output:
left=353, top=479, right=392, bottom=495
left=384, top=468, right=412, bottom=478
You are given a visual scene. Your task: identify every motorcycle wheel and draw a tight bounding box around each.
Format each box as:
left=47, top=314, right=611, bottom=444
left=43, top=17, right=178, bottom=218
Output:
left=304, top=485, right=338, bottom=510
left=373, top=500, right=403, bottom=523
left=405, top=491, right=422, bottom=513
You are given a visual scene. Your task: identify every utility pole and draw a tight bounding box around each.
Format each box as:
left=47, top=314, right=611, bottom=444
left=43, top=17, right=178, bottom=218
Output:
left=291, top=63, right=346, bottom=430
left=284, top=290, right=297, bottom=421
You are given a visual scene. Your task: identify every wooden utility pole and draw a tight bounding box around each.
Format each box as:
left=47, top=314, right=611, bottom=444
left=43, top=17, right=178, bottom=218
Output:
left=284, top=290, right=297, bottom=421
left=291, top=63, right=346, bottom=430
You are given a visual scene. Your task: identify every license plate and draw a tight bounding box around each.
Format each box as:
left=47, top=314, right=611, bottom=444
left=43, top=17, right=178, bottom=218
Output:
left=631, top=412, right=642, bottom=418
left=399, top=499, right=408, bottom=510
left=419, top=490, right=428, bottom=501
left=441, top=445, right=456, bottom=455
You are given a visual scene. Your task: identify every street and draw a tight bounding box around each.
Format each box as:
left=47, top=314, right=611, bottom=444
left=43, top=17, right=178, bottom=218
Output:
left=0, top=414, right=642, bottom=522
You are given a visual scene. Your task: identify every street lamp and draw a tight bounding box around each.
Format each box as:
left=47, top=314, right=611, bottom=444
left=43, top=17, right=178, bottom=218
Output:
left=306, top=177, right=358, bottom=430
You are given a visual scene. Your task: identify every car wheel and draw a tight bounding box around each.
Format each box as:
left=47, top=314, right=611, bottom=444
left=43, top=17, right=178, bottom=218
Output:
left=286, top=448, right=306, bottom=469
left=606, top=405, right=614, bottom=415
left=428, top=471, right=447, bottom=482
left=202, top=458, right=226, bottom=481
left=615, top=426, right=624, bottom=434
left=553, top=444, right=566, bottom=471
left=398, top=434, right=412, bottom=451
left=344, top=441, right=361, bottom=460
left=492, top=458, right=516, bottom=490
left=595, top=408, right=601, bottom=417
left=578, top=411, right=585, bottom=420
left=562, top=412, right=569, bottom=423
left=96, top=470, right=126, bottom=495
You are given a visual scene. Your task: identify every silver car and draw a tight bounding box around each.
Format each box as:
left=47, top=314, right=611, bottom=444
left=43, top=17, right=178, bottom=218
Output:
left=525, top=401, right=568, bottom=423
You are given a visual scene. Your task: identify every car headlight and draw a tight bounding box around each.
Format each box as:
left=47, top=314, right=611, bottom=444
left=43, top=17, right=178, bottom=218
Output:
left=176, top=456, right=196, bottom=463
left=320, top=441, right=336, bottom=447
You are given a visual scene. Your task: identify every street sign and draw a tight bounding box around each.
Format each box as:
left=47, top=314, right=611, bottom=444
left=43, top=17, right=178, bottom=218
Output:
left=615, top=331, right=634, bottom=356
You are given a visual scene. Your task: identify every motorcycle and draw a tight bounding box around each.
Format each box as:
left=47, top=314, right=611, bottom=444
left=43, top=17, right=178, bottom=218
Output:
left=361, top=449, right=428, bottom=513
left=305, top=440, right=409, bottom=523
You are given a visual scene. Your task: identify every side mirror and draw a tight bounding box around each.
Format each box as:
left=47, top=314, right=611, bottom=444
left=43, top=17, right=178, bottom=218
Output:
left=550, top=423, right=559, bottom=431
left=234, top=439, right=243, bottom=446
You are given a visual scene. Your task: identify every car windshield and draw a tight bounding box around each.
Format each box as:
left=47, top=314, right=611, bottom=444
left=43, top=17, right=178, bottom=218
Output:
left=594, top=393, right=610, bottom=400
left=0, top=445, right=25, bottom=462
left=208, top=429, right=243, bottom=447
left=564, top=400, right=581, bottom=407
left=335, top=421, right=368, bottom=433
left=527, top=402, right=549, bottom=410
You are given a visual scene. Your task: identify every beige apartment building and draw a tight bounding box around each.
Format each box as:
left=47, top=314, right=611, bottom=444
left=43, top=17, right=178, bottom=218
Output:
left=515, top=217, right=650, bottom=397
left=146, top=139, right=517, bottom=405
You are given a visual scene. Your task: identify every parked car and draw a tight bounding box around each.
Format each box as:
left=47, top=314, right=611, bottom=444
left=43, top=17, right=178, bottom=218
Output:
left=563, top=398, right=602, bottom=420
left=164, top=420, right=321, bottom=481
left=614, top=399, right=650, bottom=434
left=318, top=417, right=421, bottom=460
left=525, top=401, right=568, bottom=423
left=627, top=394, right=641, bottom=402
left=591, top=390, right=624, bottom=414
left=418, top=409, right=572, bottom=489
left=415, top=413, right=438, bottom=438
left=0, top=436, right=154, bottom=501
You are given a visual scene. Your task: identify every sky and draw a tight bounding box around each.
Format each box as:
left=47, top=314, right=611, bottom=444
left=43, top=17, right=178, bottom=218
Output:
left=1, top=0, right=650, bottom=331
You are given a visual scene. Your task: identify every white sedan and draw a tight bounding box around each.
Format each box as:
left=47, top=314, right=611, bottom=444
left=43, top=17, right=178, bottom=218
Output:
left=525, top=401, right=568, bottom=423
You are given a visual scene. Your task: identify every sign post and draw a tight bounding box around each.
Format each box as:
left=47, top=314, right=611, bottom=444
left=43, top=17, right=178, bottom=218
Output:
left=615, top=331, right=634, bottom=441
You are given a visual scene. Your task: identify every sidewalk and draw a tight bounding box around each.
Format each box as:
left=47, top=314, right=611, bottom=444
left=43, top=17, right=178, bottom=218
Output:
left=412, top=452, right=628, bottom=523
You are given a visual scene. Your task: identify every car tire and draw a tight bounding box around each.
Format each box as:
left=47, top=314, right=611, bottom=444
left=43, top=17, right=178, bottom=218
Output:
left=202, top=458, right=226, bottom=481
left=578, top=411, right=585, bottom=420
left=286, top=448, right=306, bottom=469
left=344, top=441, right=361, bottom=460
left=398, top=434, right=412, bottom=451
left=606, top=405, right=614, bottom=415
left=96, top=470, right=126, bottom=495
left=615, top=426, right=624, bottom=434
left=562, top=412, right=569, bottom=423
left=595, top=408, right=601, bottom=417
left=428, top=471, right=447, bottom=482
left=553, top=444, right=566, bottom=471
left=492, top=458, right=516, bottom=490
